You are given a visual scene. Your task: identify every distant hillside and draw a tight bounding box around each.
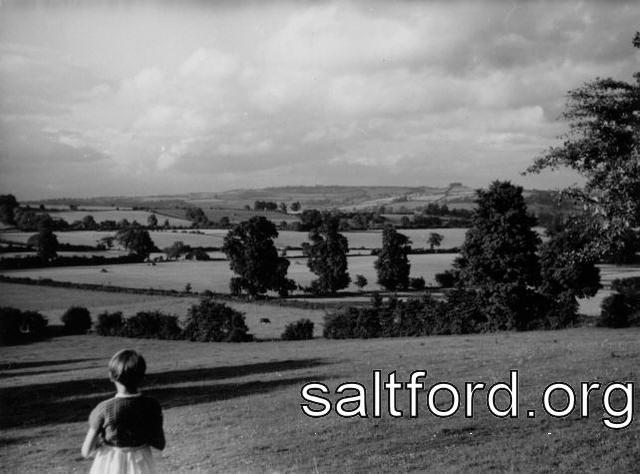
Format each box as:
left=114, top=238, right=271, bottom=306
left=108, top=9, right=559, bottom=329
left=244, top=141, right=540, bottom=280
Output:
left=33, top=185, right=575, bottom=225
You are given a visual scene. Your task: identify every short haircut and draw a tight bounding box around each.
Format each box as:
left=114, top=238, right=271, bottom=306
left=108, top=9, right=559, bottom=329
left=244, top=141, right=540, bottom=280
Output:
left=109, top=349, right=146, bottom=391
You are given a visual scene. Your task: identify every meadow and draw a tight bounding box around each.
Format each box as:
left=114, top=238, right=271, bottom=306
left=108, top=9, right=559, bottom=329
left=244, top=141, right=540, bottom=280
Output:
left=1, top=327, right=639, bottom=473
left=0, top=283, right=328, bottom=341
left=0, top=254, right=458, bottom=293
left=0, top=228, right=470, bottom=250
left=49, top=210, right=192, bottom=227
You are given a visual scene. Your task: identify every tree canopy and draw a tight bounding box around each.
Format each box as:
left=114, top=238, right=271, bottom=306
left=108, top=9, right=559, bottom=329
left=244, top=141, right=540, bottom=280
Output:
left=222, top=216, right=294, bottom=297
left=375, top=225, right=411, bottom=291
left=304, top=213, right=350, bottom=295
left=528, top=32, right=640, bottom=252
left=27, top=227, right=59, bottom=262
left=116, top=226, right=156, bottom=258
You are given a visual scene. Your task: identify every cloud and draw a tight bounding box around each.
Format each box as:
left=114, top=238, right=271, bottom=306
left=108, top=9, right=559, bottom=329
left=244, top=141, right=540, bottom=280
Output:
left=0, top=1, right=637, bottom=198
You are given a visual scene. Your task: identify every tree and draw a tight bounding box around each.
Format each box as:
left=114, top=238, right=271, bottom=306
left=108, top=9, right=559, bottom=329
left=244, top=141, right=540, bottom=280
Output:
left=539, top=219, right=601, bottom=327
left=290, top=201, right=301, bottom=212
left=98, top=235, right=115, bottom=249
left=61, top=306, right=92, bottom=335
left=454, top=181, right=541, bottom=330
left=163, top=240, right=188, bottom=260
left=147, top=213, right=158, bottom=228
left=186, top=207, right=208, bottom=226
left=527, top=33, right=640, bottom=254
left=116, top=226, right=156, bottom=258
left=0, top=194, right=18, bottom=225
left=222, top=216, right=295, bottom=297
left=279, top=202, right=287, bottom=214
left=354, top=274, right=368, bottom=291
left=304, top=213, right=350, bottom=295
left=299, top=209, right=323, bottom=231
left=182, top=296, right=252, bottom=342
left=27, top=227, right=59, bottom=262
left=375, top=225, right=411, bottom=291
left=82, top=215, right=97, bottom=230
left=428, top=232, right=443, bottom=251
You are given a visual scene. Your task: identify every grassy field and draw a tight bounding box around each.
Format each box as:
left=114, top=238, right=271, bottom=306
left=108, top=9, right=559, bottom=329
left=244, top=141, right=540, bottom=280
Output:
left=1, top=327, right=639, bottom=472
left=49, top=210, right=192, bottom=227
left=0, top=228, right=470, bottom=251
left=0, top=254, right=458, bottom=293
left=0, top=283, right=327, bottom=340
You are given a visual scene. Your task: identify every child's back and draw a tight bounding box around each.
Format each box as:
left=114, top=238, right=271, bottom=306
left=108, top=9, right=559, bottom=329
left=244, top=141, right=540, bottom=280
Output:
left=82, top=350, right=165, bottom=474
left=90, top=394, right=165, bottom=450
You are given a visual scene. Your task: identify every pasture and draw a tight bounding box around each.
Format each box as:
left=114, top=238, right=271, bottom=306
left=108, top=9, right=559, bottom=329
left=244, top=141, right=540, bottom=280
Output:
left=49, top=210, right=192, bottom=227
left=0, top=228, right=470, bottom=251
left=0, top=283, right=326, bottom=340
left=1, top=327, right=639, bottom=472
left=0, top=254, right=458, bottom=293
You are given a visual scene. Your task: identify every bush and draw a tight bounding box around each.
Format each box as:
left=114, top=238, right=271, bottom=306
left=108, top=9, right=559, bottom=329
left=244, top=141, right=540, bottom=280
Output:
left=0, top=307, right=48, bottom=345
left=597, top=277, right=640, bottom=328
left=435, top=270, right=457, bottom=288
left=182, top=297, right=253, bottom=342
left=281, top=319, right=314, bottom=340
left=229, top=277, right=244, bottom=296
left=323, top=306, right=381, bottom=339
left=323, top=294, right=446, bottom=339
left=122, top=311, right=182, bottom=340
left=95, top=311, right=125, bottom=336
left=61, top=306, right=92, bottom=335
left=410, top=277, right=426, bottom=291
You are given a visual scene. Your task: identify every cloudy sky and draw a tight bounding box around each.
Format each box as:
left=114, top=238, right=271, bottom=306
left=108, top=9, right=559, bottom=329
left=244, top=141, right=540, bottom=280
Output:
left=0, top=0, right=638, bottom=199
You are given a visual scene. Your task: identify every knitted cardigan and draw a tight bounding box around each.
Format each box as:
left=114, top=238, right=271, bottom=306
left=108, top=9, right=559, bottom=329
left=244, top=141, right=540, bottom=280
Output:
left=89, top=394, right=165, bottom=450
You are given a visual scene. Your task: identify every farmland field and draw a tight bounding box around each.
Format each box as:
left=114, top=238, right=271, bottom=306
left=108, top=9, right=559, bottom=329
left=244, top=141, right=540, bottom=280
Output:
left=0, top=254, right=458, bottom=293
left=0, top=228, right=471, bottom=251
left=0, top=283, right=326, bottom=340
left=48, top=210, right=192, bottom=227
left=1, top=327, right=639, bottom=472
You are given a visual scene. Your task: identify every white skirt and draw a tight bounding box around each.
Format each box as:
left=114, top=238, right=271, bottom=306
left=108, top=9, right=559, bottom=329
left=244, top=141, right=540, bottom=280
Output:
left=89, top=445, right=156, bottom=474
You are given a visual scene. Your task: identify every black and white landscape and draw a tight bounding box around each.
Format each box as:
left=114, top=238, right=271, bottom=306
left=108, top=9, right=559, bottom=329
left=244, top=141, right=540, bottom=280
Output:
left=1, top=1, right=639, bottom=473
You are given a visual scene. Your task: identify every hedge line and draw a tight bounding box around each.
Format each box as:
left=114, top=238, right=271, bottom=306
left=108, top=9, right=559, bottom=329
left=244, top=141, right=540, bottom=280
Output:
left=0, top=254, right=144, bottom=270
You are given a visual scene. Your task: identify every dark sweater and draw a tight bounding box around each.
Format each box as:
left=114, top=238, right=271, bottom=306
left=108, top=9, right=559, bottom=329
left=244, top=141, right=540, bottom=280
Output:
left=89, top=395, right=165, bottom=450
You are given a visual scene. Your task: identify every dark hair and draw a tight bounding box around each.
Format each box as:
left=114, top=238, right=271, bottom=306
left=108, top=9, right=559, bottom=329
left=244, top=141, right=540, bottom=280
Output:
left=108, top=349, right=146, bottom=391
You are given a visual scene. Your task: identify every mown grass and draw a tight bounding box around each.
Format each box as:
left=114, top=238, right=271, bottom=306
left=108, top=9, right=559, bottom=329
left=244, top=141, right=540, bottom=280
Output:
left=1, top=327, right=639, bottom=473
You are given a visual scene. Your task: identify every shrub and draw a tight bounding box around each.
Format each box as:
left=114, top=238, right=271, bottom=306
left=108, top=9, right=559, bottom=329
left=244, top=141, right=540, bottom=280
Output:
left=61, top=306, right=92, bottom=335
left=410, top=277, right=426, bottom=291
left=435, top=270, right=457, bottom=288
left=281, top=319, right=314, bottom=340
left=323, top=295, right=445, bottom=339
left=182, top=297, right=253, bottom=342
left=597, top=277, right=640, bottom=328
left=229, top=277, right=244, bottom=296
left=323, top=306, right=381, bottom=339
left=0, top=307, right=48, bottom=345
left=95, top=311, right=125, bottom=336
left=122, top=311, right=183, bottom=340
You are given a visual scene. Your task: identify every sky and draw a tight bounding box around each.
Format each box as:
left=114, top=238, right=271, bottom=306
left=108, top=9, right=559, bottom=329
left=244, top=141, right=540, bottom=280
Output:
left=0, top=0, right=638, bottom=200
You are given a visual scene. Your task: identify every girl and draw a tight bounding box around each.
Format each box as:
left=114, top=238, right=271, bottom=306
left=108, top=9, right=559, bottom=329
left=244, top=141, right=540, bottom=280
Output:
left=82, top=349, right=166, bottom=474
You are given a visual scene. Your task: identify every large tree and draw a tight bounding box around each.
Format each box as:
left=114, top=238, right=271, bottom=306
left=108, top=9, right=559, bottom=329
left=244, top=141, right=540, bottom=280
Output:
left=222, top=216, right=294, bottom=297
left=528, top=33, right=640, bottom=254
left=0, top=194, right=18, bottom=225
left=454, top=181, right=541, bottom=330
left=304, top=213, right=350, bottom=295
left=116, top=226, right=156, bottom=258
left=27, top=227, right=59, bottom=262
left=375, top=225, right=411, bottom=291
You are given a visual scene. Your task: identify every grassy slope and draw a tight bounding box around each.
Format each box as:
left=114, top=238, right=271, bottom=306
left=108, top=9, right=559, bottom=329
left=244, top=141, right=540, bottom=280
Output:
left=1, top=328, right=639, bottom=473
left=0, top=283, right=326, bottom=340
